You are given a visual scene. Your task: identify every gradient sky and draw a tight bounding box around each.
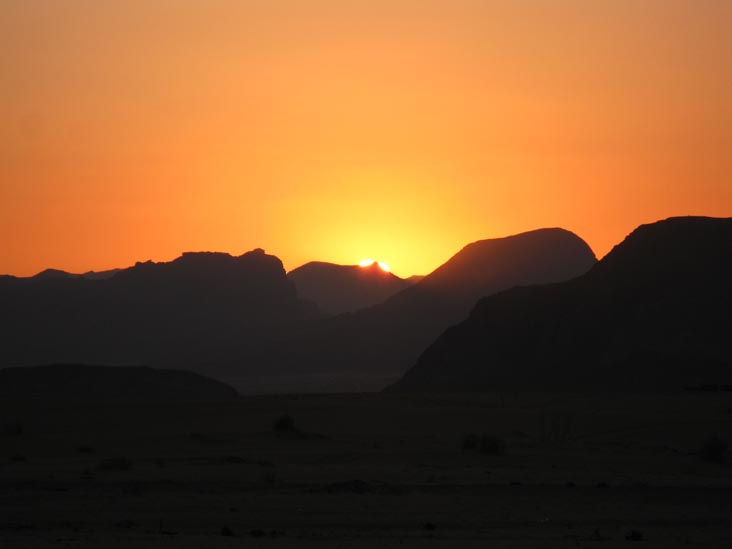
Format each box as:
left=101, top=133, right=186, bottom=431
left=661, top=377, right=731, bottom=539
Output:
left=2, top=0, right=731, bottom=277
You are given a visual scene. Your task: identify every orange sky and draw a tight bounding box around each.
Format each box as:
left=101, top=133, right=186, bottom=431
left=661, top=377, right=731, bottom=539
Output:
left=2, top=0, right=731, bottom=278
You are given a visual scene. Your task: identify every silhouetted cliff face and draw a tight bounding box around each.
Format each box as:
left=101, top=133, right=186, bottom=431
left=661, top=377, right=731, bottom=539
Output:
left=108, top=249, right=301, bottom=315
left=288, top=261, right=415, bottom=315
left=0, top=249, right=316, bottom=369
left=0, top=364, right=239, bottom=402
left=389, top=217, right=732, bottom=393
left=278, top=228, right=597, bottom=383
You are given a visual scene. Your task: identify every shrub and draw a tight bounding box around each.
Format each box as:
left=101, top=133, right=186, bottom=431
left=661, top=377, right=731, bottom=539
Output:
left=221, top=526, right=236, bottom=537
left=478, top=435, right=506, bottom=455
left=700, top=436, right=727, bottom=464
left=273, top=414, right=295, bottom=432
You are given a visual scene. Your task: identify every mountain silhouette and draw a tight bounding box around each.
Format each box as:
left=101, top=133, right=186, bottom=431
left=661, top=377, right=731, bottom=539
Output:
left=269, top=228, right=597, bottom=390
left=388, top=217, right=732, bottom=392
left=288, top=261, right=416, bottom=315
left=0, top=249, right=318, bottom=372
left=0, top=230, right=596, bottom=393
left=0, top=364, right=239, bottom=402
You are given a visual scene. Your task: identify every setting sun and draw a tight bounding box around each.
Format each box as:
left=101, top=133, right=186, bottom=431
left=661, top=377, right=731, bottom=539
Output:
left=359, top=259, right=391, bottom=273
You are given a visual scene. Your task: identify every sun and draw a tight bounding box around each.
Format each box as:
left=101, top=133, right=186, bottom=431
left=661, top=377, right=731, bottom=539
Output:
left=359, top=259, right=391, bottom=272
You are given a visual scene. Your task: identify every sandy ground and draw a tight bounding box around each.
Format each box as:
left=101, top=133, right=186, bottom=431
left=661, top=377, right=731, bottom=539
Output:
left=1, top=392, right=731, bottom=547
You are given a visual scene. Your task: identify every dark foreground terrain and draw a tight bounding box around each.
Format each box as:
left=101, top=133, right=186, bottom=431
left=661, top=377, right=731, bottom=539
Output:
left=1, top=392, right=730, bottom=547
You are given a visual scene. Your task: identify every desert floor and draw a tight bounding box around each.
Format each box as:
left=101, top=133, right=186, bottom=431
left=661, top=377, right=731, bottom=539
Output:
left=1, top=391, right=731, bottom=547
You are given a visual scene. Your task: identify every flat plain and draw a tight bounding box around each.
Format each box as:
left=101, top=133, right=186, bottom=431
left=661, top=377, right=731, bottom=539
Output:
left=1, top=392, right=730, bottom=547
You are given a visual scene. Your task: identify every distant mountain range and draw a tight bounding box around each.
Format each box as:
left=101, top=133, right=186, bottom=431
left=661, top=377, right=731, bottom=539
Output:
left=389, top=217, right=732, bottom=392
left=21, top=219, right=732, bottom=395
left=4, top=217, right=729, bottom=395
left=287, top=261, right=416, bottom=315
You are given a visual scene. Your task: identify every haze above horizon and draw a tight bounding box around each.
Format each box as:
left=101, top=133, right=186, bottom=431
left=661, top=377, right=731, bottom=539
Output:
left=2, top=0, right=731, bottom=278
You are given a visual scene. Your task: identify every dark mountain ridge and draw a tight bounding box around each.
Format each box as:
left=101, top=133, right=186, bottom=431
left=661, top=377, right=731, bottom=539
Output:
left=389, top=216, right=732, bottom=392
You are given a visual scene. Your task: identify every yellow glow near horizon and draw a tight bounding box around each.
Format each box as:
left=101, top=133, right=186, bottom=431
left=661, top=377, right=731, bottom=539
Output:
left=1, top=1, right=731, bottom=278
left=377, top=262, right=391, bottom=273
left=359, top=259, right=375, bottom=267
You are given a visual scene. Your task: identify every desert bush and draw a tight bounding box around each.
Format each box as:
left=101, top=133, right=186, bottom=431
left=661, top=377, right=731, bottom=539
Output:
left=479, top=435, right=505, bottom=455
left=700, top=436, right=727, bottom=464
left=462, top=433, right=505, bottom=455
left=273, top=414, right=295, bottom=432
left=97, top=457, right=133, bottom=471
left=221, top=526, right=236, bottom=537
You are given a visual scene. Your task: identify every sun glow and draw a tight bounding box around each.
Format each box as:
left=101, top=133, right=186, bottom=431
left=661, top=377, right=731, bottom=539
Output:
left=359, top=259, right=391, bottom=273
left=3, top=2, right=730, bottom=279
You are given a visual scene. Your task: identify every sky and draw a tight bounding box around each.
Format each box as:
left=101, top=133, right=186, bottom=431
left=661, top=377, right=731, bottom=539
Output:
left=2, top=0, right=731, bottom=278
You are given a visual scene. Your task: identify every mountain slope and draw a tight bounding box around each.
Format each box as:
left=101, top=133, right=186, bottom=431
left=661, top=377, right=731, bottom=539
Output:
left=288, top=261, right=415, bottom=314
left=0, top=364, right=239, bottom=402
left=389, top=217, right=732, bottom=392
